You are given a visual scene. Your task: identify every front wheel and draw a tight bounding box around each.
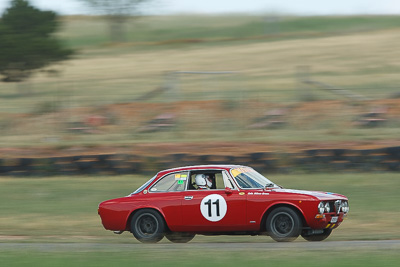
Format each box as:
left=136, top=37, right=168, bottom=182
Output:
left=302, top=229, right=332, bottom=241
left=165, top=232, right=195, bottom=243
left=130, top=209, right=165, bottom=243
left=266, top=207, right=302, bottom=242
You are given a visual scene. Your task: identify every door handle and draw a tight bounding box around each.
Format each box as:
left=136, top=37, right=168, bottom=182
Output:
left=184, top=196, right=193, bottom=200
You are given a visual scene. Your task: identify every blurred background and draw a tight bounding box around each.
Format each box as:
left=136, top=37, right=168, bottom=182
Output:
left=1, top=0, right=400, bottom=157
left=1, top=1, right=400, bottom=159
left=0, top=0, right=400, bottom=266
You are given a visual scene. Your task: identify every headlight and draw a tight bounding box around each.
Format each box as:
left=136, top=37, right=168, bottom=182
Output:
left=324, top=202, right=331, bottom=213
left=341, top=201, right=349, bottom=213
left=318, top=202, right=325, bottom=214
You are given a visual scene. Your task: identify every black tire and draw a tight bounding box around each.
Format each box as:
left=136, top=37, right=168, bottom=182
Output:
left=165, top=232, right=195, bottom=243
left=130, top=209, right=165, bottom=243
left=302, top=229, right=332, bottom=242
left=266, top=207, right=302, bottom=242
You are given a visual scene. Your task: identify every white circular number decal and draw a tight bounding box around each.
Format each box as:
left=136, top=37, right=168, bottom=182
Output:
left=200, top=194, right=227, bottom=222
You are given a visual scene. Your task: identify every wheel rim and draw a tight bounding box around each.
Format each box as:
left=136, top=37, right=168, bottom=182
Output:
left=271, top=212, right=294, bottom=237
left=136, top=214, right=158, bottom=236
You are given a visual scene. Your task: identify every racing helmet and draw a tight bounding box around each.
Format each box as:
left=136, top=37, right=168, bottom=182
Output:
left=195, top=174, right=212, bottom=188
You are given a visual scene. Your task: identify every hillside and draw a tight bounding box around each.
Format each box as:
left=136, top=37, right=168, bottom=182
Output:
left=0, top=15, right=399, bottom=152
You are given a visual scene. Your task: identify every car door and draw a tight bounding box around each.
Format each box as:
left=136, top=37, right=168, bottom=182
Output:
left=180, top=170, right=247, bottom=232
left=147, top=171, right=189, bottom=231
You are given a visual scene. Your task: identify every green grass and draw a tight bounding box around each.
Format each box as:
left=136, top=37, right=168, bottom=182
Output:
left=1, top=247, right=399, bottom=267
left=0, top=173, right=399, bottom=266
left=58, top=15, right=400, bottom=49
left=0, top=173, right=399, bottom=242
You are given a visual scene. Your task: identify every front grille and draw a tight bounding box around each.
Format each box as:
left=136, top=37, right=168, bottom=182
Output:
left=328, top=201, right=335, bottom=213
left=327, top=200, right=342, bottom=214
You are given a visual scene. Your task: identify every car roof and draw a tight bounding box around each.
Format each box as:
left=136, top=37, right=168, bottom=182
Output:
left=157, top=164, right=248, bottom=176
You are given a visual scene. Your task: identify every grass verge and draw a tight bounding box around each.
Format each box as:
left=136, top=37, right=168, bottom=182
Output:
left=0, top=172, right=399, bottom=242
left=0, top=244, right=399, bottom=267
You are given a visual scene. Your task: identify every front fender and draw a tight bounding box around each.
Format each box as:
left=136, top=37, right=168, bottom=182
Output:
left=260, top=201, right=308, bottom=230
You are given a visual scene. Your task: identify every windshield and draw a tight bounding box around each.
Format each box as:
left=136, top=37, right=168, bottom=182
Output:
left=231, top=167, right=278, bottom=189
left=131, top=175, right=157, bottom=195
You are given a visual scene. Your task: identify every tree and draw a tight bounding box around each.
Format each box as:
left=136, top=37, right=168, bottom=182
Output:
left=0, top=0, right=73, bottom=83
left=79, top=0, right=154, bottom=42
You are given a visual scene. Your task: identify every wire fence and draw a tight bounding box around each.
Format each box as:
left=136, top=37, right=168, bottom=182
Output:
left=1, top=69, right=400, bottom=146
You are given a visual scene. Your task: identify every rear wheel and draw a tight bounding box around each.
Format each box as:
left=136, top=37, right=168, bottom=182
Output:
left=130, top=209, right=165, bottom=243
left=302, top=229, right=332, bottom=241
left=266, top=207, right=302, bottom=242
left=165, top=232, right=195, bottom=243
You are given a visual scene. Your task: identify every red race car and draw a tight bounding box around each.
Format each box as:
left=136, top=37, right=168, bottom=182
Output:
left=98, top=165, right=349, bottom=243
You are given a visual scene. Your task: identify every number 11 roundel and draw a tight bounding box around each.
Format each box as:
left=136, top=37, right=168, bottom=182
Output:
left=200, top=194, right=227, bottom=222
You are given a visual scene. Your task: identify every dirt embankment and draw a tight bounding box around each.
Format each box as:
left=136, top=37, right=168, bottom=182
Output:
left=1, top=98, right=400, bottom=159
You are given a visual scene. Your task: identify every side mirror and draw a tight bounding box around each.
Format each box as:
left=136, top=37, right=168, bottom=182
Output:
left=225, top=187, right=233, bottom=195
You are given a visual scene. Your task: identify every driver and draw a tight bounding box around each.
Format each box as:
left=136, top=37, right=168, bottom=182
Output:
left=195, top=174, right=213, bottom=189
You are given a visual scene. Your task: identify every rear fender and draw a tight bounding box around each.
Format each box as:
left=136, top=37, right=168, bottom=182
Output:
left=125, top=206, right=168, bottom=231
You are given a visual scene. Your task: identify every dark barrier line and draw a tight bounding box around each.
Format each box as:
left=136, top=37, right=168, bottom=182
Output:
left=0, top=147, right=399, bottom=176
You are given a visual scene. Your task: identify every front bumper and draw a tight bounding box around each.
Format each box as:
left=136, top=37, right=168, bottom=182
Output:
left=309, top=212, right=347, bottom=229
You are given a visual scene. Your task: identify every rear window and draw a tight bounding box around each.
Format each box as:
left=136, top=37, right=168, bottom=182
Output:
left=149, top=172, right=188, bottom=192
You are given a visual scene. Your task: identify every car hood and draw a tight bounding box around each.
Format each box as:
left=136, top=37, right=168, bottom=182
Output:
left=272, top=188, right=347, bottom=200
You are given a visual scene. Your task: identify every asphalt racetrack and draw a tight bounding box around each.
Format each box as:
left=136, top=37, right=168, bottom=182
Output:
left=1, top=240, right=399, bottom=252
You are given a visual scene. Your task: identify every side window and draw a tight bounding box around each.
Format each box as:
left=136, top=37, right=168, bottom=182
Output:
left=188, top=170, right=235, bottom=190
left=149, top=172, right=188, bottom=192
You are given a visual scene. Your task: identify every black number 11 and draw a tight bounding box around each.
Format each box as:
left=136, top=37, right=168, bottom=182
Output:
left=204, top=199, right=220, bottom=217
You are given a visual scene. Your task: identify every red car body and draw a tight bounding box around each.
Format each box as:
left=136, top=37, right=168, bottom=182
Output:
left=98, top=165, right=349, bottom=243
